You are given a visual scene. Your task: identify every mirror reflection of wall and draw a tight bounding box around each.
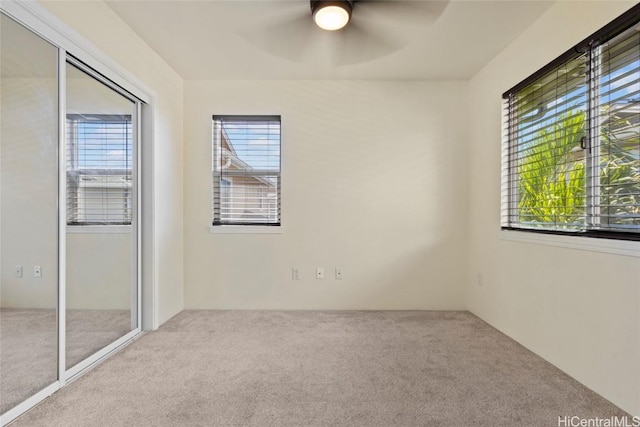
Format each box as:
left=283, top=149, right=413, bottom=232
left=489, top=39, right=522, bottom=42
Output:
left=65, top=63, right=137, bottom=370
left=0, top=12, right=59, bottom=414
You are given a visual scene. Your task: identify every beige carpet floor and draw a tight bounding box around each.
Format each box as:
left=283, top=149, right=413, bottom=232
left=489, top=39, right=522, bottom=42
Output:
left=10, top=310, right=629, bottom=426
left=0, top=308, right=132, bottom=414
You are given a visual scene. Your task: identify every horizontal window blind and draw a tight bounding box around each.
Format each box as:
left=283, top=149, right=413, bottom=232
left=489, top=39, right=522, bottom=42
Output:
left=212, top=115, right=281, bottom=226
left=502, top=5, right=640, bottom=239
left=502, top=54, right=588, bottom=231
left=66, top=114, right=132, bottom=225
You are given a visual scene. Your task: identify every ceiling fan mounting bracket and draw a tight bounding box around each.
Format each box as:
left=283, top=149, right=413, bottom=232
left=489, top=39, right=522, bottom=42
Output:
left=310, top=0, right=354, bottom=14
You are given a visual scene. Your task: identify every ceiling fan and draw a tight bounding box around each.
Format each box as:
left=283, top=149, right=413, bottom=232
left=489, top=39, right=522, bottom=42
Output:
left=242, top=0, right=448, bottom=66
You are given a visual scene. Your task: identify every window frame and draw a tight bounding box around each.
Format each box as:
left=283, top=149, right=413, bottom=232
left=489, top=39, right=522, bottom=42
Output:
left=211, top=115, right=282, bottom=230
left=501, top=4, right=640, bottom=243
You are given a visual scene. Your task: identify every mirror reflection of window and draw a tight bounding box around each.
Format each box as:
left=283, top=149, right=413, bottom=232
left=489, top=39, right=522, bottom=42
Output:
left=66, top=114, right=132, bottom=226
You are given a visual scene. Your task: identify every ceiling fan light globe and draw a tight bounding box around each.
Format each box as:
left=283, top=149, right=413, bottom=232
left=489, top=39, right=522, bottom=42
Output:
left=313, top=5, right=350, bottom=31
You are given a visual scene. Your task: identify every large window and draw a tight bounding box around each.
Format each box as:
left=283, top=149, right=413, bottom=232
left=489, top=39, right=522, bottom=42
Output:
left=66, top=114, right=132, bottom=225
left=212, top=115, right=281, bottom=226
left=502, top=5, right=640, bottom=240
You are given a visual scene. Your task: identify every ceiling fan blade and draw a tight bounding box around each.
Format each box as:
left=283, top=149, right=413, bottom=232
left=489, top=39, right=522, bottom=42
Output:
left=355, top=0, right=449, bottom=26
left=240, top=5, right=316, bottom=62
left=330, top=20, right=404, bottom=66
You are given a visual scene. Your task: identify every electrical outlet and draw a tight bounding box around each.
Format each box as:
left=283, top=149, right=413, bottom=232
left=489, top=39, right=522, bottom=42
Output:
left=15, top=266, right=23, bottom=278
left=316, top=267, right=324, bottom=279
left=34, top=266, right=42, bottom=278
left=292, top=268, right=300, bottom=280
left=335, top=268, right=343, bottom=280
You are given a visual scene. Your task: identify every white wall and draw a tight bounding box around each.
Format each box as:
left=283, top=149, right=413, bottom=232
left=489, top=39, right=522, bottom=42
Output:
left=184, top=80, right=468, bottom=310
left=467, top=1, right=640, bottom=415
left=40, top=0, right=185, bottom=325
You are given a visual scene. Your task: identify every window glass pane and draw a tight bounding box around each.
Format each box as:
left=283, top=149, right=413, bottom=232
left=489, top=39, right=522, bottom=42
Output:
left=212, top=116, right=281, bottom=226
left=509, top=54, right=588, bottom=231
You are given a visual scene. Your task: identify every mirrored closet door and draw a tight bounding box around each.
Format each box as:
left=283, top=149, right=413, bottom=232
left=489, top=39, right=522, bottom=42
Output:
left=64, top=61, right=139, bottom=373
left=0, top=11, right=142, bottom=423
left=0, top=12, right=60, bottom=415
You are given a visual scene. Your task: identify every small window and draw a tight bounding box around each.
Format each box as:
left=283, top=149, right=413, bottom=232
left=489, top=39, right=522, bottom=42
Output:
left=502, top=5, right=640, bottom=240
left=212, top=115, right=281, bottom=226
left=66, top=114, right=132, bottom=225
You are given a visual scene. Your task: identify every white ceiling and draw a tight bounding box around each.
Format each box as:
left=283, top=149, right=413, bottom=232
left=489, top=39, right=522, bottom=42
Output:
left=105, top=0, right=554, bottom=80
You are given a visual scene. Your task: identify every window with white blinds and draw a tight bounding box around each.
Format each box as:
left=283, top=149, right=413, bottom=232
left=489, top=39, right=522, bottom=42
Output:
left=502, top=5, right=640, bottom=240
left=66, top=114, right=132, bottom=225
left=212, top=115, right=281, bottom=226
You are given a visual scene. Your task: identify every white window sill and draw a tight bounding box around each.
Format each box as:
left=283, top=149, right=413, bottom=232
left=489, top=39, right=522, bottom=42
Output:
left=499, top=229, right=640, bottom=258
left=209, top=225, right=283, bottom=235
left=67, top=225, right=132, bottom=234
